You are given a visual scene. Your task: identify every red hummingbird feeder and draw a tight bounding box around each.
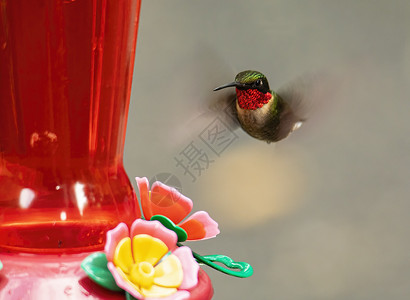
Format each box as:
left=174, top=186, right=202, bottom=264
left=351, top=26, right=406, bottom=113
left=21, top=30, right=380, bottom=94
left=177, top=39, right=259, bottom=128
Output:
left=0, top=1, right=213, bottom=298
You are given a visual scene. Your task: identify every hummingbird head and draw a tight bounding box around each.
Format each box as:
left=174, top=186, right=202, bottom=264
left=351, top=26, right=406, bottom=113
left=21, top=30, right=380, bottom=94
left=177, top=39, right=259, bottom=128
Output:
left=214, top=70, right=272, bottom=110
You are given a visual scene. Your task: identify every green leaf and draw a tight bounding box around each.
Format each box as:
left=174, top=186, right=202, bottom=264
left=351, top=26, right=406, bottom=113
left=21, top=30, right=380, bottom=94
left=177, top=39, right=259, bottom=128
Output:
left=125, top=292, right=138, bottom=300
left=193, top=253, right=253, bottom=278
left=81, top=252, right=122, bottom=291
left=150, top=215, right=188, bottom=242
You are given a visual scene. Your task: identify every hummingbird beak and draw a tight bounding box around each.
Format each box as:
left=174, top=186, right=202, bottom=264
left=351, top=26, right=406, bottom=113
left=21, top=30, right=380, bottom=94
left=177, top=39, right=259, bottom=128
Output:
left=213, top=81, right=241, bottom=91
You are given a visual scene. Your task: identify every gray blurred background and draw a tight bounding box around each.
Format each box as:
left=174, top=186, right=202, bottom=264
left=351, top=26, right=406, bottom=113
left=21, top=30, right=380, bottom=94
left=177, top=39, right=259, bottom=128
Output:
left=124, top=1, right=410, bottom=299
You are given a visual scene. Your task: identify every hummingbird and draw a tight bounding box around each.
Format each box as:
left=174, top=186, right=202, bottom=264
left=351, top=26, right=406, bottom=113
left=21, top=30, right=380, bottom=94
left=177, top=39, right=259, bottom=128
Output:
left=213, top=70, right=304, bottom=143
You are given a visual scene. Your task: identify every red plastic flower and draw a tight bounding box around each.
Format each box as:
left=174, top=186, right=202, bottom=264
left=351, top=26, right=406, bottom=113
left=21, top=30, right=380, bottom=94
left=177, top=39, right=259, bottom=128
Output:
left=136, top=177, right=219, bottom=241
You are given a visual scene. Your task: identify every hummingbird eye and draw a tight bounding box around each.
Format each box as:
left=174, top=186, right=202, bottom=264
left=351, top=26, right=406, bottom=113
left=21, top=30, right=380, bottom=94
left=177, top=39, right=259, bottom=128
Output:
left=255, top=79, right=262, bottom=86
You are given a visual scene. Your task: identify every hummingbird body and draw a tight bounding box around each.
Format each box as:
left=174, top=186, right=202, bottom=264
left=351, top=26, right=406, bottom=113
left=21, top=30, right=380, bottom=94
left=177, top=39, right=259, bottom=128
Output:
left=214, top=70, right=303, bottom=143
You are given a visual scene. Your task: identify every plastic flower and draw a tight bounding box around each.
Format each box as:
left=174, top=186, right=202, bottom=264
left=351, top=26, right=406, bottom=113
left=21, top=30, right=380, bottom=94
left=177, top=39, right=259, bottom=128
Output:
left=105, top=219, right=199, bottom=299
left=136, top=177, right=219, bottom=241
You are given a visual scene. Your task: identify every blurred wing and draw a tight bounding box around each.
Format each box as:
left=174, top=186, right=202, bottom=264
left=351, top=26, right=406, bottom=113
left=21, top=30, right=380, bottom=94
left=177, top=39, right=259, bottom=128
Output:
left=170, top=45, right=240, bottom=146
left=204, top=89, right=239, bottom=130
left=277, top=70, right=341, bottom=130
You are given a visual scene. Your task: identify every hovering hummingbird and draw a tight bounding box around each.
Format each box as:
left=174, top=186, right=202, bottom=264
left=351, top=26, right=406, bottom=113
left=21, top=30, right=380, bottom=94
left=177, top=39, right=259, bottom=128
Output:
left=213, top=70, right=305, bottom=143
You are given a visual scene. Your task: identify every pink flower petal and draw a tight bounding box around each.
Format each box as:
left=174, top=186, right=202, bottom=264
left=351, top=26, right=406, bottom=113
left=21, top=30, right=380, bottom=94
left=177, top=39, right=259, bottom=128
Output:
left=130, top=219, right=178, bottom=251
left=150, top=181, right=193, bottom=224
left=172, top=246, right=199, bottom=290
left=107, top=262, right=144, bottom=299
left=179, top=211, right=220, bottom=241
left=105, top=223, right=129, bottom=262
left=136, top=177, right=152, bottom=220
left=148, top=290, right=190, bottom=300
left=169, top=291, right=190, bottom=300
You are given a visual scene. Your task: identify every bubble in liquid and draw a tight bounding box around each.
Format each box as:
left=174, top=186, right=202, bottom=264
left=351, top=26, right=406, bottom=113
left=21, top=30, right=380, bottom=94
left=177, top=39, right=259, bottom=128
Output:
left=29, top=131, right=58, bottom=155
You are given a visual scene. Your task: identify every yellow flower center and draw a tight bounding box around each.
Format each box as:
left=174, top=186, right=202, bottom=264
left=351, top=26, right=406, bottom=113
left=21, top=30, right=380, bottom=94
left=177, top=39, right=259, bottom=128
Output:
left=130, top=261, right=155, bottom=288
left=112, top=234, right=185, bottom=297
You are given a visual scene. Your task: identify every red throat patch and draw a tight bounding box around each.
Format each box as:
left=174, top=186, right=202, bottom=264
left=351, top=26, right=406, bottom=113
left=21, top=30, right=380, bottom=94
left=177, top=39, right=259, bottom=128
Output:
left=236, top=88, right=272, bottom=110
